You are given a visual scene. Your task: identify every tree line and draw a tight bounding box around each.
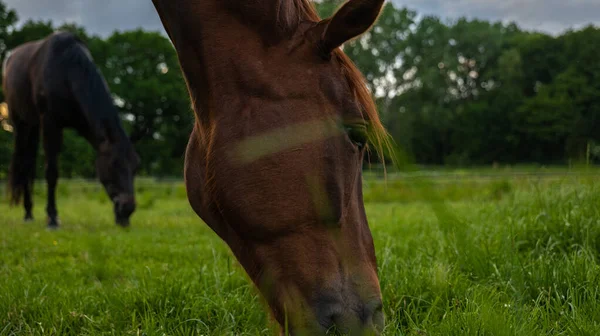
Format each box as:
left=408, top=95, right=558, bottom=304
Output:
left=0, top=0, right=599, bottom=180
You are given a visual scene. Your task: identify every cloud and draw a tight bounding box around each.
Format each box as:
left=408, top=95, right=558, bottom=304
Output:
left=3, top=0, right=599, bottom=37
left=78, top=0, right=164, bottom=36
left=4, top=0, right=164, bottom=36
left=395, top=0, right=600, bottom=35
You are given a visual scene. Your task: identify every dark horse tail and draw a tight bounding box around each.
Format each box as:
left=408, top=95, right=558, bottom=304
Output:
left=7, top=123, right=39, bottom=206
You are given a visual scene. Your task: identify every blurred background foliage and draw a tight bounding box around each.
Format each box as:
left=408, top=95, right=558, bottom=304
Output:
left=0, top=0, right=598, bottom=180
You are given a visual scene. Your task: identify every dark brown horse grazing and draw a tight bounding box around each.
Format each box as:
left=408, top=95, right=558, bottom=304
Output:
left=3, top=31, right=140, bottom=228
left=151, top=0, right=391, bottom=334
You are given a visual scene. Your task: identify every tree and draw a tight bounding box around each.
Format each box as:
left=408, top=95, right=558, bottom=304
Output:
left=89, top=29, right=192, bottom=176
left=0, top=0, right=17, bottom=63
left=0, top=0, right=17, bottom=178
left=517, top=26, right=600, bottom=163
left=4, top=19, right=54, bottom=50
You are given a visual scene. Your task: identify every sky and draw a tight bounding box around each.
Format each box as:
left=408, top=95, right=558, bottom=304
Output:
left=3, top=0, right=599, bottom=37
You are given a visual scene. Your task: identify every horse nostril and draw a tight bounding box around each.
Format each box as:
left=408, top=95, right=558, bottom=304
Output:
left=370, top=301, right=383, bottom=315
left=314, top=294, right=383, bottom=334
left=318, top=310, right=341, bottom=331
left=315, top=297, right=343, bottom=331
left=366, top=300, right=384, bottom=332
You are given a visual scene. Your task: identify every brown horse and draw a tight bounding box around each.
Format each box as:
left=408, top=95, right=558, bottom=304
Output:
left=3, top=32, right=140, bottom=228
left=151, top=0, right=391, bottom=334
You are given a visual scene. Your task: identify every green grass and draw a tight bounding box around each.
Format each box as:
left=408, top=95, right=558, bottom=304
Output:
left=1, top=170, right=600, bottom=335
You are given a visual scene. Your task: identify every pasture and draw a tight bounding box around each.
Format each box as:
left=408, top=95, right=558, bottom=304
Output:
left=1, top=168, right=600, bottom=335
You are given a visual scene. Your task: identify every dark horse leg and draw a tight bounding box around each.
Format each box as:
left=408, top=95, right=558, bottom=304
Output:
left=10, top=120, right=40, bottom=221
left=22, top=131, right=38, bottom=222
left=42, top=117, right=63, bottom=229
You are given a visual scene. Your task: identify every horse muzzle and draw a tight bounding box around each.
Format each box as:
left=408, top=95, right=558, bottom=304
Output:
left=113, top=194, right=136, bottom=227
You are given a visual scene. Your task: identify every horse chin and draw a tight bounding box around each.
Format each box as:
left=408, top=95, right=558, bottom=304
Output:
left=115, top=217, right=130, bottom=227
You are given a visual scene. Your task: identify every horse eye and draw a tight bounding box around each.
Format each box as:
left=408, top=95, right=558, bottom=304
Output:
left=345, top=125, right=368, bottom=148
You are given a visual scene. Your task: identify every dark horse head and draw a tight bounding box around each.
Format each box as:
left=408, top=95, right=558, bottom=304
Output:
left=95, top=121, right=140, bottom=226
left=2, top=31, right=140, bottom=227
left=152, top=0, right=392, bottom=334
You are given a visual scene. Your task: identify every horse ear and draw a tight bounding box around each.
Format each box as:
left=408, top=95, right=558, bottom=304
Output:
left=319, top=0, right=385, bottom=55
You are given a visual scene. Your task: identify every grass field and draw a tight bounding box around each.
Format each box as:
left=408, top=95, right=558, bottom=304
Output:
left=1, top=168, right=600, bottom=335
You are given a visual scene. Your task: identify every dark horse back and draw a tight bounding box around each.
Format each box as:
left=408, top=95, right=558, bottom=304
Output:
left=32, top=32, right=113, bottom=132
left=4, top=31, right=117, bottom=142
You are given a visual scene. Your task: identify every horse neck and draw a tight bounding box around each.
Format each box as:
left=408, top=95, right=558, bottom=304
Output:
left=73, top=96, right=115, bottom=147
left=77, top=106, right=127, bottom=152
left=74, top=80, right=126, bottom=151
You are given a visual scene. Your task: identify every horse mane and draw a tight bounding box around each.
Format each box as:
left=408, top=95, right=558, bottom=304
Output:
left=287, top=0, right=394, bottom=166
left=57, top=33, right=130, bottom=148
